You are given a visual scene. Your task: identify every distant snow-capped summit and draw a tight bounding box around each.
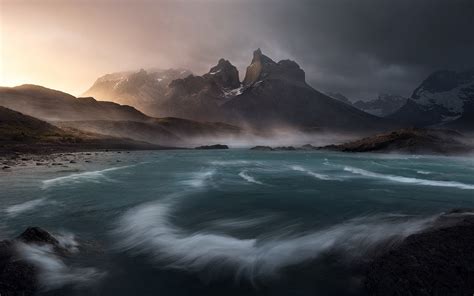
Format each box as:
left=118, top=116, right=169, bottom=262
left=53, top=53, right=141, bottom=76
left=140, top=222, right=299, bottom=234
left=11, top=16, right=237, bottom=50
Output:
left=353, top=94, right=408, bottom=117
left=389, top=69, right=474, bottom=127
left=83, top=68, right=192, bottom=113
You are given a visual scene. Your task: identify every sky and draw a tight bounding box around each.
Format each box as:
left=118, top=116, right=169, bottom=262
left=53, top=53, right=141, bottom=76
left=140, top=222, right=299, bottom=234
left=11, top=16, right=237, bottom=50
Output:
left=1, top=0, right=474, bottom=100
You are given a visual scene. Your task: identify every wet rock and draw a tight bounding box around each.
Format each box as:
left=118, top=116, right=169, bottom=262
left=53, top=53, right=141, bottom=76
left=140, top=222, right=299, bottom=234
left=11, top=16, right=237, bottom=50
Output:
left=365, top=211, right=474, bottom=295
left=16, top=227, right=60, bottom=246
left=0, top=227, right=62, bottom=296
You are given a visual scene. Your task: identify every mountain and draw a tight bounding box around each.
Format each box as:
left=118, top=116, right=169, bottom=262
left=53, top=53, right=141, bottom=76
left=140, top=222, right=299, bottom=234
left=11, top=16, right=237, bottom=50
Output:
left=57, top=118, right=240, bottom=146
left=83, top=68, right=192, bottom=115
left=442, top=100, right=474, bottom=132
left=152, top=59, right=241, bottom=121
left=84, top=49, right=394, bottom=131
left=389, top=69, right=474, bottom=128
left=0, top=105, right=63, bottom=140
left=326, top=92, right=352, bottom=105
left=221, top=49, right=392, bottom=130
left=353, top=94, right=407, bottom=117
left=0, top=85, right=242, bottom=146
left=0, top=106, right=164, bottom=154
left=0, top=84, right=148, bottom=122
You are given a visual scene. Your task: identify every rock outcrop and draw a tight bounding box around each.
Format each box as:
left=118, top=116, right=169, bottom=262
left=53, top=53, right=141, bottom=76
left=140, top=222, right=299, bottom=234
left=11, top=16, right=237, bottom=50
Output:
left=366, top=210, right=474, bottom=295
left=195, top=144, right=229, bottom=150
left=322, top=128, right=473, bottom=155
left=0, top=227, right=64, bottom=296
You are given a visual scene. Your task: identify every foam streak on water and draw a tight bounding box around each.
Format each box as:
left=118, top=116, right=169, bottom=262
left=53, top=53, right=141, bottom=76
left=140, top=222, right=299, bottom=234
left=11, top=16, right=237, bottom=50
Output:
left=114, top=199, right=436, bottom=279
left=41, top=165, right=133, bottom=189
left=290, top=165, right=339, bottom=181
left=239, top=171, right=264, bottom=185
left=344, top=166, right=474, bottom=190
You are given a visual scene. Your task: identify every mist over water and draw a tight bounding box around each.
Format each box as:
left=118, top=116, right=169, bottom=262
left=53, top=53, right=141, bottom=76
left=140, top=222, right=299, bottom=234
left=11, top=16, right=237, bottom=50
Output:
left=1, top=149, right=473, bottom=295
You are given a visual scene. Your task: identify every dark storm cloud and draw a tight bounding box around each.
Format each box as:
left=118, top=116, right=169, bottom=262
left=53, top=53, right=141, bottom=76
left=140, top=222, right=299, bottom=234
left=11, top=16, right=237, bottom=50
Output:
left=3, top=0, right=474, bottom=99
left=238, top=0, right=474, bottom=99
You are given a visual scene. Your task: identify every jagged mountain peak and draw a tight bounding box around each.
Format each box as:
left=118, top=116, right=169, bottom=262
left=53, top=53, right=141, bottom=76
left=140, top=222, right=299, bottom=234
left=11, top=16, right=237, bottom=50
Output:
left=243, top=49, right=305, bottom=86
left=203, top=58, right=240, bottom=90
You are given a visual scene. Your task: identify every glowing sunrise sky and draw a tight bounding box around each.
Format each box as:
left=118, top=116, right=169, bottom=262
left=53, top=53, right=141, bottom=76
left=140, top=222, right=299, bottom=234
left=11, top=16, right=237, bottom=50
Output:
left=1, top=0, right=474, bottom=99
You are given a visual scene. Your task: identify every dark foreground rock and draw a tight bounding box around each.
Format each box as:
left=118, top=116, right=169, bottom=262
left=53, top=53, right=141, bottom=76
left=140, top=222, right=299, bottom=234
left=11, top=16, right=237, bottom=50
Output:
left=0, top=227, right=64, bottom=296
left=322, top=128, right=473, bottom=155
left=365, top=210, right=474, bottom=295
left=195, top=144, right=229, bottom=150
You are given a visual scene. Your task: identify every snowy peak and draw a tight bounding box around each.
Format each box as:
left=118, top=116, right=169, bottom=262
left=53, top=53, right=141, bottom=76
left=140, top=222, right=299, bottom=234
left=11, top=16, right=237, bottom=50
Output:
left=411, top=69, right=474, bottom=114
left=389, top=68, right=474, bottom=127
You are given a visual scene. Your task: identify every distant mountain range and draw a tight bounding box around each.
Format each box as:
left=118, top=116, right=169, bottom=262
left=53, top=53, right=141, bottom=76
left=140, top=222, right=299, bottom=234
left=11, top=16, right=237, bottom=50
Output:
left=353, top=94, right=407, bottom=117
left=0, top=85, right=241, bottom=147
left=83, top=68, right=192, bottom=114
left=0, top=106, right=163, bottom=154
left=326, top=93, right=408, bottom=117
left=389, top=69, right=474, bottom=131
left=1, top=51, right=472, bottom=150
left=85, top=49, right=393, bottom=131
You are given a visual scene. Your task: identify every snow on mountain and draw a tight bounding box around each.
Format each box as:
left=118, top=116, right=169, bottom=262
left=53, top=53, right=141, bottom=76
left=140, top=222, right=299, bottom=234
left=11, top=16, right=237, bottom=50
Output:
left=353, top=94, right=408, bottom=117
left=389, top=69, right=474, bottom=128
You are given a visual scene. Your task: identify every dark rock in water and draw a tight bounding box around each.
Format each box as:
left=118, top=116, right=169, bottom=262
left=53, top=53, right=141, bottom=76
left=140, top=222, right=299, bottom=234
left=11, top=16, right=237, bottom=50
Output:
left=0, top=227, right=62, bottom=296
left=301, top=144, right=317, bottom=150
left=274, top=146, right=297, bottom=151
left=365, top=211, right=474, bottom=295
left=195, top=144, right=229, bottom=150
left=250, top=146, right=274, bottom=151
left=16, top=227, right=59, bottom=246
left=250, top=146, right=302, bottom=151
left=322, top=128, right=473, bottom=155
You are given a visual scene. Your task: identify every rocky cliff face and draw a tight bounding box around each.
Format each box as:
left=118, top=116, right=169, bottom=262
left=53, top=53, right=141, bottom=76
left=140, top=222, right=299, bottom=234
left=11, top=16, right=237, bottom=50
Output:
left=222, top=50, right=391, bottom=131
left=243, top=49, right=305, bottom=86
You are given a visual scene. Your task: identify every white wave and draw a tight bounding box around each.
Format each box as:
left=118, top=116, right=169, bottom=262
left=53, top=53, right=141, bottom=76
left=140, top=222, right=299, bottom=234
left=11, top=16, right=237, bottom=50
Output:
left=344, top=166, right=474, bottom=190
left=238, top=171, right=264, bottom=185
left=416, top=170, right=432, bottom=175
left=182, top=170, right=215, bottom=188
left=114, top=201, right=434, bottom=279
left=41, top=165, right=132, bottom=189
left=16, top=242, right=105, bottom=291
left=290, top=165, right=339, bottom=181
left=209, top=216, right=274, bottom=230
left=5, top=198, right=49, bottom=217
left=55, top=232, right=80, bottom=253
left=211, top=160, right=251, bottom=166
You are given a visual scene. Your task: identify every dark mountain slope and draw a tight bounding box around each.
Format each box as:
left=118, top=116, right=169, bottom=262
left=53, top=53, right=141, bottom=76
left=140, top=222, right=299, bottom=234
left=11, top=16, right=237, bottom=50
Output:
left=0, top=106, right=164, bottom=155
left=0, top=84, right=148, bottom=122
left=222, top=49, right=394, bottom=131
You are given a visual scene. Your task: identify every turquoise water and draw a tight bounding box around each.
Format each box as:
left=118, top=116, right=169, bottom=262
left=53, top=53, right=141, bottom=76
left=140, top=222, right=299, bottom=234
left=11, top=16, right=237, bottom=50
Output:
left=1, top=150, right=474, bottom=295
